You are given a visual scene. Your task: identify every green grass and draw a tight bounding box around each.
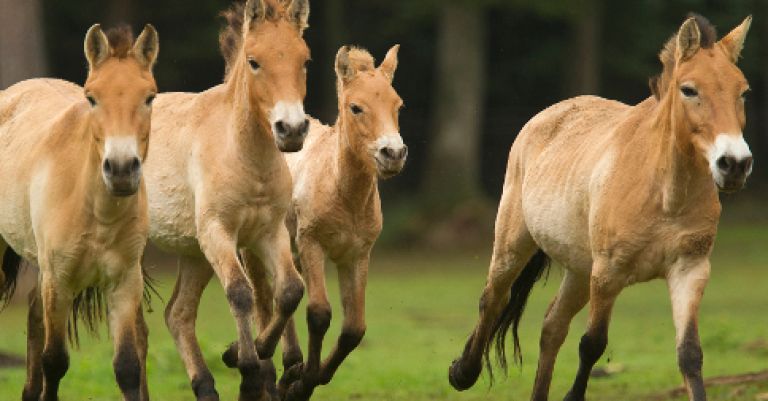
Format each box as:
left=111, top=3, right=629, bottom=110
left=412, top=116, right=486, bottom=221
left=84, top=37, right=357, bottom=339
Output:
left=1, top=224, right=767, bottom=400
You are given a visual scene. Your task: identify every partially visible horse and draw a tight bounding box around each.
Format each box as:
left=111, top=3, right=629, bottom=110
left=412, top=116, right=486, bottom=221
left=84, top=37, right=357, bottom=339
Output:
left=448, top=14, right=753, bottom=401
left=144, top=1, right=311, bottom=400
left=222, top=45, right=406, bottom=401
left=0, top=24, right=159, bottom=401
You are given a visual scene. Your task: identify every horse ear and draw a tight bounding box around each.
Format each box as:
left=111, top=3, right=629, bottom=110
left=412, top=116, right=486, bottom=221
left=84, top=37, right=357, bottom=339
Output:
left=287, top=0, right=310, bottom=32
left=379, top=44, right=400, bottom=82
left=335, top=46, right=355, bottom=85
left=244, top=0, right=270, bottom=29
left=84, top=24, right=110, bottom=70
left=132, top=24, right=159, bottom=70
left=676, top=17, right=701, bottom=62
left=719, top=15, right=752, bottom=63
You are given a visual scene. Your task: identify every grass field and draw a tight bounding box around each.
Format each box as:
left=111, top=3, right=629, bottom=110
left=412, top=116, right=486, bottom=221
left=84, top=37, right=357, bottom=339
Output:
left=0, top=224, right=767, bottom=400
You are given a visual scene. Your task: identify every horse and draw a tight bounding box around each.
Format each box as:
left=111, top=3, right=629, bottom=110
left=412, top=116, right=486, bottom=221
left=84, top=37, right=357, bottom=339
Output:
left=221, top=45, right=407, bottom=401
left=0, top=24, right=159, bottom=401
left=143, top=1, right=310, bottom=400
left=447, top=14, right=753, bottom=401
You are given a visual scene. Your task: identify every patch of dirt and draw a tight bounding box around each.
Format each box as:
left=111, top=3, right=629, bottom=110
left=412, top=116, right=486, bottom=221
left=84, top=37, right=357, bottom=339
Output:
left=646, top=370, right=768, bottom=400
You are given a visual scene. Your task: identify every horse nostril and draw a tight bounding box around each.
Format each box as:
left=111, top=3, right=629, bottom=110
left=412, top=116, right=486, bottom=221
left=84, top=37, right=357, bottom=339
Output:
left=716, top=156, right=733, bottom=173
left=742, top=156, right=754, bottom=173
left=103, top=159, right=113, bottom=175
left=400, top=145, right=409, bottom=159
left=299, top=119, right=310, bottom=135
left=130, top=157, right=141, bottom=173
left=275, top=121, right=287, bottom=135
left=381, top=147, right=396, bottom=160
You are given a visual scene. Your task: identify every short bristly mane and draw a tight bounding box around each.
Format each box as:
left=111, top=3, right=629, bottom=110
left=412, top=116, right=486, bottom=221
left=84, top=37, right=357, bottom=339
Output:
left=649, top=13, right=717, bottom=99
left=105, top=25, right=135, bottom=59
left=219, top=0, right=294, bottom=81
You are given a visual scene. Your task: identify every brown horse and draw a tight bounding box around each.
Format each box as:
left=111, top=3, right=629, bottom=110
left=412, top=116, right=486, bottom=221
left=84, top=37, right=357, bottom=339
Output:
left=143, top=1, right=310, bottom=400
left=0, top=24, right=158, bottom=401
left=221, top=45, right=406, bottom=401
left=448, top=14, right=752, bottom=401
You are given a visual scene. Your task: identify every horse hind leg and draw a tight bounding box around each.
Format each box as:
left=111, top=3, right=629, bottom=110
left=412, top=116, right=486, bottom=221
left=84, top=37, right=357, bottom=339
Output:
left=448, top=195, right=541, bottom=390
left=164, top=256, right=218, bottom=401
left=530, top=271, right=589, bottom=401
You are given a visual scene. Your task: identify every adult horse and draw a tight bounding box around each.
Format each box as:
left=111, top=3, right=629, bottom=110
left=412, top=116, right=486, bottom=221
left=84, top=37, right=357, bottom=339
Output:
left=0, top=24, right=159, bottom=401
left=448, top=14, right=753, bottom=401
left=145, top=1, right=310, bottom=400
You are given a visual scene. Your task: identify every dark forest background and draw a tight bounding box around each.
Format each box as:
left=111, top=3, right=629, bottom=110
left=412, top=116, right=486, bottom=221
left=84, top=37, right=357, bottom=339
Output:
left=1, top=0, right=766, bottom=248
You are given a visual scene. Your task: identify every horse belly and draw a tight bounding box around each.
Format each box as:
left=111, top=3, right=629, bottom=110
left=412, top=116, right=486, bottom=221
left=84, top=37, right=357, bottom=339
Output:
left=521, top=158, right=596, bottom=273
left=147, top=176, right=200, bottom=255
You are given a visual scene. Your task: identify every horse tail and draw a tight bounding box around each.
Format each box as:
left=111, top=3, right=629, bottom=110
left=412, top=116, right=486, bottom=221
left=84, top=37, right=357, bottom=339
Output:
left=68, top=265, right=161, bottom=347
left=0, top=247, right=23, bottom=308
left=483, top=249, right=551, bottom=377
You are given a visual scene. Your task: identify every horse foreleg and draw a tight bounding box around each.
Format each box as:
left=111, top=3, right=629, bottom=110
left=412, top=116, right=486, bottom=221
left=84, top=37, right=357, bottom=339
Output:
left=668, top=259, right=710, bottom=401
left=253, top=227, right=305, bottom=359
left=530, top=271, right=589, bottom=401
left=39, top=269, right=72, bottom=401
left=198, top=222, right=264, bottom=401
left=108, top=267, right=144, bottom=401
left=136, top=305, right=150, bottom=401
left=164, top=256, right=217, bottom=401
left=23, top=285, right=44, bottom=401
left=563, top=261, right=623, bottom=401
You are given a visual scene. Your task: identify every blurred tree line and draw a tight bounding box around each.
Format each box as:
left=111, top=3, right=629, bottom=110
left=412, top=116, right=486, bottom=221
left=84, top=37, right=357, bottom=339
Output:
left=0, top=0, right=765, bottom=247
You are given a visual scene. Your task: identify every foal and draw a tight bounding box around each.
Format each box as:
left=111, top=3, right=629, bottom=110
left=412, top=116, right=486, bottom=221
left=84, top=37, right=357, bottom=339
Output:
left=448, top=15, right=753, bottom=401
left=144, top=1, right=310, bottom=400
left=0, top=24, right=158, bottom=401
left=223, top=45, right=407, bottom=401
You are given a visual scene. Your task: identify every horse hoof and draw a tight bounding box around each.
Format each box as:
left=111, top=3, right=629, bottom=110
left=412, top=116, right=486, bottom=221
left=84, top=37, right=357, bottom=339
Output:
left=448, top=358, right=480, bottom=391
left=222, top=342, right=239, bottom=368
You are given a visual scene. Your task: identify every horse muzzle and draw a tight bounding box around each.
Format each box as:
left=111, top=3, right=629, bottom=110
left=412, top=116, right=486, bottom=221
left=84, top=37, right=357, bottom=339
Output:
left=274, top=118, right=309, bottom=153
left=102, top=156, right=142, bottom=197
left=714, top=154, right=752, bottom=193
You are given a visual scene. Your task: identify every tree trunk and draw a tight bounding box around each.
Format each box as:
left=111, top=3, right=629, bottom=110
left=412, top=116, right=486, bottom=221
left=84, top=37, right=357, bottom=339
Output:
left=423, top=3, right=487, bottom=208
left=568, top=0, right=602, bottom=95
left=0, top=0, right=48, bottom=89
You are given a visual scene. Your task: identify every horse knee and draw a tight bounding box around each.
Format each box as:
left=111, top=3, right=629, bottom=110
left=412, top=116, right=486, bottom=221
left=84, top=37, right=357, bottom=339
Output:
left=277, top=279, right=304, bottom=316
left=41, top=346, right=69, bottom=383
left=307, top=303, right=332, bottom=335
left=225, top=278, right=254, bottom=316
left=114, top=342, right=141, bottom=394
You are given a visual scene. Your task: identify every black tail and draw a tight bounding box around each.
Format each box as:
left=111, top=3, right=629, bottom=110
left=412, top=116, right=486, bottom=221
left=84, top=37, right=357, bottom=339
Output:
left=0, top=247, right=23, bottom=308
left=67, top=265, right=161, bottom=347
left=483, top=250, right=551, bottom=380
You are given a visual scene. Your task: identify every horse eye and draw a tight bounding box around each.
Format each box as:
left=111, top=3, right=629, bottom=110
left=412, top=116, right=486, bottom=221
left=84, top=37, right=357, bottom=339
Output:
left=350, top=104, right=363, bottom=115
left=680, top=86, right=698, bottom=98
left=86, top=95, right=97, bottom=107
left=145, top=94, right=156, bottom=106
left=248, top=59, right=260, bottom=71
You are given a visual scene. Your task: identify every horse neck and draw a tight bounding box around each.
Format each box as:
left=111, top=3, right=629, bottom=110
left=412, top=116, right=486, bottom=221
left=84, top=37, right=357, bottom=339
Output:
left=651, top=97, right=717, bottom=214
left=223, top=58, right=281, bottom=170
left=80, top=117, right=140, bottom=224
left=333, top=118, right=378, bottom=212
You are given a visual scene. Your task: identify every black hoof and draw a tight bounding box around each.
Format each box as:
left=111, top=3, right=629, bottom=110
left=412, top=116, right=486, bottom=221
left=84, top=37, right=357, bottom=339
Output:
left=278, top=362, right=304, bottom=395
left=222, top=342, right=239, bottom=368
left=283, top=379, right=314, bottom=401
left=448, top=358, right=480, bottom=391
